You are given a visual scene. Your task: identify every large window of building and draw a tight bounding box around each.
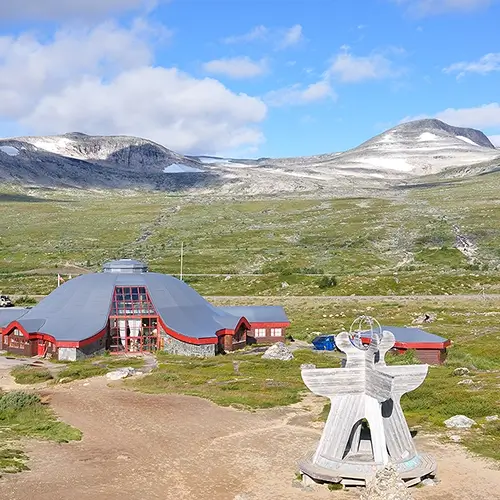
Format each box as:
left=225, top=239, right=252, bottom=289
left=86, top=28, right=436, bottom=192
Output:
left=108, top=286, right=160, bottom=353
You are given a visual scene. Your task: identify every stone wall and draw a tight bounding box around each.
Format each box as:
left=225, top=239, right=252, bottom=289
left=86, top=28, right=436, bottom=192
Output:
left=58, top=336, right=106, bottom=361
left=161, top=331, right=216, bottom=357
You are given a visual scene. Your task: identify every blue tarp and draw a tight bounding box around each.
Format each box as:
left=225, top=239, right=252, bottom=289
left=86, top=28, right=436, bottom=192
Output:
left=312, top=334, right=336, bottom=351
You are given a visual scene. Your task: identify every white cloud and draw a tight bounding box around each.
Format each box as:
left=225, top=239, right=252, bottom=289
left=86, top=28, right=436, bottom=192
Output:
left=401, top=103, right=500, bottom=134
left=444, top=52, right=500, bottom=78
left=222, top=25, right=269, bottom=44
left=202, top=57, right=268, bottom=79
left=0, top=0, right=164, bottom=20
left=328, top=49, right=403, bottom=83
left=394, top=0, right=493, bottom=16
left=264, top=80, right=336, bottom=107
left=222, top=24, right=305, bottom=50
left=489, top=135, right=500, bottom=146
left=0, top=21, right=267, bottom=155
left=277, top=24, right=304, bottom=49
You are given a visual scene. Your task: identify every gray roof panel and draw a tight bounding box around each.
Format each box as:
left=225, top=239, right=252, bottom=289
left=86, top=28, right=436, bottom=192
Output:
left=5, top=272, right=244, bottom=342
left=0, top=308, right=30, bottom=328
left=360, top=326, right=448, bottom=345
left=218, top=305, right=290, bottom=324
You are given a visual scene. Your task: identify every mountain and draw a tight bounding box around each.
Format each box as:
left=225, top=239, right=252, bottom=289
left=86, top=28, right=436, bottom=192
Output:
left=1, top=120, right=499, bottom=195
left=0, top=133, right=213, bottom=191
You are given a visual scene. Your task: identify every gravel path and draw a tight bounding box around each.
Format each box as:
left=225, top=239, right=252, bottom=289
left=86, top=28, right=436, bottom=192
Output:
left=1, top=377, right=499, bottom=500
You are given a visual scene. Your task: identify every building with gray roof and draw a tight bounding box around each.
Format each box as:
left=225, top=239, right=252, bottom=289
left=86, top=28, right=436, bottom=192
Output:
left=358, top=325, right=451, bottom=365
left=0, top=259, right=290, bottom=361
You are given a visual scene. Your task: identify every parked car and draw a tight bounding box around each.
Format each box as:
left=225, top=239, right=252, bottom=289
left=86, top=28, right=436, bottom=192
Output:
left=0, top=295, right=13, bottom=307
left=312, top=334, right=336, bottom=351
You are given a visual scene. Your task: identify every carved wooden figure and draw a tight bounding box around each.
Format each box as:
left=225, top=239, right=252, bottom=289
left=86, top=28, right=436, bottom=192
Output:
left=298, top=330, right=436, bottom=487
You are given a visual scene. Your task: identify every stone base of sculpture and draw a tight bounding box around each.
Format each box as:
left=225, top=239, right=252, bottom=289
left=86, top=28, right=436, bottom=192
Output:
left=299, top=449, right=436, bottom=487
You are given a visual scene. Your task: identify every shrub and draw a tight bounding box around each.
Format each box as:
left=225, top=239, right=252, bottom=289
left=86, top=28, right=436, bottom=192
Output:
left=0, top=391, right=41, bottom=411
left=11, top=366, right=53, bottom=385
left=13, top=296, right=37, bottom=306
left=317, top=275, right=338, bottom=289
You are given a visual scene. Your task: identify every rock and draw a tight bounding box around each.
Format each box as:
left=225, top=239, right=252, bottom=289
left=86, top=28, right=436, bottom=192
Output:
left=262, top=342, right=294, bottom=361
left=106, top=367, right=136, bottom=380
left=457, top=379, right=474, bottom=385
left=449, top=434, right=462, bottom=442
left=412, top=313, right=436, bottom=324
left=485, top=415, right=499, bottom=422
left=453, top=367, right=470, bottom=376
left=301, top=363, right=316, bottom=370
left=360, top=463, right=413, bottom=500
left=281, top=281, right=289, bottom=289
left=421, top=478, right=436, bottom=487
left=444, top=415, right=477, bottom=429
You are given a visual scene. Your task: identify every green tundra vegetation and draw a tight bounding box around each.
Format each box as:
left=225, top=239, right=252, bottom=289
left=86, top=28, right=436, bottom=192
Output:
left=1, top=172, right=500, bottom=463
left=0, top=390, right=81, bottom=475
left=1, top=169, right=500, bottom=296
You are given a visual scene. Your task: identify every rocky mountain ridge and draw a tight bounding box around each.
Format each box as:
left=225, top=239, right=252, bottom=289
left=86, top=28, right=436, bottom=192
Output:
left=0, top=119, right=498, bottom=195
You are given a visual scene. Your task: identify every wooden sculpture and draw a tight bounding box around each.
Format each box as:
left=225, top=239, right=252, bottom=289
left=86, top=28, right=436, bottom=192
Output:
left=299, top=327, right=436, bottom=487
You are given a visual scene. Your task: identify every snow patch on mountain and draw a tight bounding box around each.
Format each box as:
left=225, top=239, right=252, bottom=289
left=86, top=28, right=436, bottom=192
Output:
left=163, top=164, right=204, bottom=173
left=32, top=137, right=79, bottom=156
left=0, top=145, right=19, bottom=156
left=349, top=157, right=412, bottom=172
left=418, top=132, right=439, bottom=141
left=456, top=135, right=480, bottom=147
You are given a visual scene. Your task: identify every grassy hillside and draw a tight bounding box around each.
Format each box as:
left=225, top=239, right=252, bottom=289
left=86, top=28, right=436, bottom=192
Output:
left=1, top=169, right=500, bottom=296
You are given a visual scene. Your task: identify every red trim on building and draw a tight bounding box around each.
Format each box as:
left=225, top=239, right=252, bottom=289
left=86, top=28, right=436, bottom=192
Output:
left=360, top=337, right=450, bottom=350
left=1, top=321, right=107, bottom=349
left=56, top=328, right=108, bottom=348
left=157, top=317, right=218, bottom=345
left=250, top=321, right=290, bottom=329
left=216, top=317, right=252, bottom=337
left=2, top=313, right=283, bottom=351
left=2, top=321, right=34, bottom=340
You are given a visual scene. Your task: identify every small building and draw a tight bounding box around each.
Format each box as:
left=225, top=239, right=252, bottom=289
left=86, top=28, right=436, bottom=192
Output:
left=218, top=306, right=290, bottom=344
left=0, top=259, right=290, bottom=361
left=359, top=325, right=451, bottom=365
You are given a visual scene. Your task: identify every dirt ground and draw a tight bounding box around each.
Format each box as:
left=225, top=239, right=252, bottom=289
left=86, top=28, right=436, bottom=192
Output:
left=1, top=375, right=499, bottom=500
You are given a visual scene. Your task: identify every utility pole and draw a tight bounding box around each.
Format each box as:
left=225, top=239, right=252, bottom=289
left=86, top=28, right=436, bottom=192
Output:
left=180, top=241, right=184, bottom=281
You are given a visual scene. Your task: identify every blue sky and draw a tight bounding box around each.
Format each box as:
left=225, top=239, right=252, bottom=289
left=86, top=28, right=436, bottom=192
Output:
left=0, top=0, right=499, bottom=157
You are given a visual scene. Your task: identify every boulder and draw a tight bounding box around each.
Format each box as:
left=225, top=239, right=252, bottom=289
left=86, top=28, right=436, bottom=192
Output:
left=453, top=367, right=470, bottom=377
left=457, top=379, right=474, bottom=385
left=444, top=415, right=476, bottom=429
left=262, top=342, right=294, bottom=361
left=449, top=434, right=462, bottom=443
left=485, top=415, right=499, bottom=422
left=106, top=367, right=136, bottom=381
left=360, top=463, right=413, bottom=500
